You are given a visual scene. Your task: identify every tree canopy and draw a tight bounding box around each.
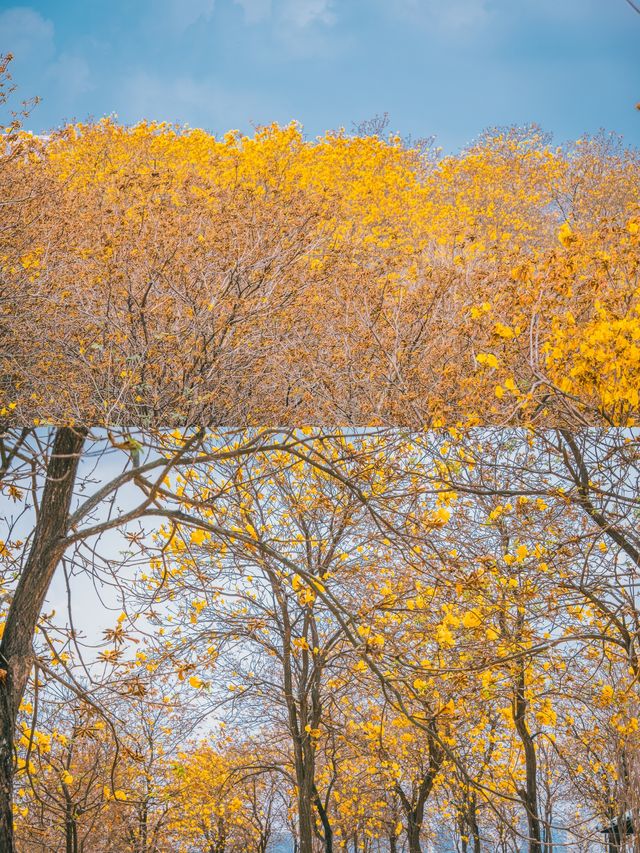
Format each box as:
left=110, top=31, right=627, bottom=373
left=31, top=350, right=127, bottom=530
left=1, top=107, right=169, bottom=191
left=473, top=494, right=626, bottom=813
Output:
left=2, top=110, right=639, bottom=426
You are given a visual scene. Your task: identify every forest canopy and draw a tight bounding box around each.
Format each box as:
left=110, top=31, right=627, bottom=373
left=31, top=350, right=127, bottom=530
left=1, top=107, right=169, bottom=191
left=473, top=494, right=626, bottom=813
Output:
left=2, top=111, right=639, bottom=426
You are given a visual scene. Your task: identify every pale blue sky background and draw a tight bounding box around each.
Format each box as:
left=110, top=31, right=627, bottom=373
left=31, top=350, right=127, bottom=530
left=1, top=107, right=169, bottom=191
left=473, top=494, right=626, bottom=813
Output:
left=1, top=0, right=639, bottom=151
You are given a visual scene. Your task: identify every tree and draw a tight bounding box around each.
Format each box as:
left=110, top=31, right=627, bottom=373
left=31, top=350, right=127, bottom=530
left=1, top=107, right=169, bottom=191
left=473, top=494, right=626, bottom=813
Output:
left=1, top=427, right=385, bottom=851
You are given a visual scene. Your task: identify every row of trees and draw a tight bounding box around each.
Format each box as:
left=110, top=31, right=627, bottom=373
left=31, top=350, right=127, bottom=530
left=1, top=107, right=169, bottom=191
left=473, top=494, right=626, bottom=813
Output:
left=1, top=57, right=639, bottom=425
left=2, top=427, right=640, bottom=851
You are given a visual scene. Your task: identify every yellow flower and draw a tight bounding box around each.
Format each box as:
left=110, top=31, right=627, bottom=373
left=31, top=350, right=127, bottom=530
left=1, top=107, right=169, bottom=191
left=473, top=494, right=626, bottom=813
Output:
left=558, top=221, right=575, bottom=247
left=494, top=322, right=515, bottom=339
left=190, top=528, right=208, bottom=546
left=476, top=352, right=499, bottom=369
left=462, top=611, right=482, bottom=628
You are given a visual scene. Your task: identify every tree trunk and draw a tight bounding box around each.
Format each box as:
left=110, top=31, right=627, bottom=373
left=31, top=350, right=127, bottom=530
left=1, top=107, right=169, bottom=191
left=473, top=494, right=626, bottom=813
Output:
left=297, top=773, right=315, bottom=853
left=542, top=788, right=553, bottom=853
left=406, top=817, right=423, bottom=853
left=0, top=708, right=13, bottom=853
left=65, top=801, right=78, bottom=853
left=65, top=807, right=73, bottom=853
left=313, top=784, right=333, bottom=853
left=0, top=427, right=86, bottom=853
left=471, top=813, right=481, bottom=853
left=513, top=664, right=542, bottom=853
left=276, top=586, right=316, bottom=853
left=138, top=800, right=149, bottom=853
left=466, top=791, right=481, bottom=853
left=460, top=814, right=468, bottom=853
left=398, top=719, right=444, bottom=853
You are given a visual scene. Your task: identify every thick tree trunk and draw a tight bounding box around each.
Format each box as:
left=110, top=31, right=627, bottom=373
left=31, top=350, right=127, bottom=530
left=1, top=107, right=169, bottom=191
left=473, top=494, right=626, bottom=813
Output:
left=275, top=583, right=317, bottom=853
left=0, top=427, right=86, bottom=853
left=460, top=814, right=482, bottom=853
left=460, top=815, right=468, bottom=853
left=297, top=772, right=315, bottom=853
left=406, top=818, right=423, bottom=853
left=210, top=817, right=227, bottom=853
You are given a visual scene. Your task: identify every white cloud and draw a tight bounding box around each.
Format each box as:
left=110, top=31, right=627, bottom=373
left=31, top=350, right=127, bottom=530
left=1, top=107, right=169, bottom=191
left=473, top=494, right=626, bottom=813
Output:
left=0, top=7, right=94, bottom=118
left=392, top=0, right=603, bottom=33
left=159, top=0, right=216, bottom=31
left=233, top=0, right=272, bottom=24
left=519, top=0, right=600, bottom=19
left=271, top=0, right=340, bottom=58
left=280, top=0, right=335, bottom=29
left=0, top=6, right=55, bottom=61
left=439, top=0, right=489, bottom=29
left=46, top=53, right=93, bottom=101
left=394, top=0, right=490, bottom=32
left=122, top=70, right=276, bottom=130
left=233, top=0, right=336, bottom=30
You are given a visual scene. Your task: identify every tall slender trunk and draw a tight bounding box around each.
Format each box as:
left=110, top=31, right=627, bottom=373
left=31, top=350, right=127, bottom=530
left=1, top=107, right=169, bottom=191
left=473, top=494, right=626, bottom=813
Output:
left=470, top=806, right=481, bottom=853
left=462, top=790, right=481, bottom=853
left=138, top=800, right=149, bottom=853
left=542, top=785, right=553, bottom=853
left=512, top=663, right=542, bottom=853
left=0, top=427, right=86, bottom=853
left=397, top=719, right=444, bottom=853
left=313, top=783, right=333, bottom=852
left=65, top=800, right=78, bottom=853
left=272, top=577, right=318, bottom=853
left=460, top=813, right=469, bottom=853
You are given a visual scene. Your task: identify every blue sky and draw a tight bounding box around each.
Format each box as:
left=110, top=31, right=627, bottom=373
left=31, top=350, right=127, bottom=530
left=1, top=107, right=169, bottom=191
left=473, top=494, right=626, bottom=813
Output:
left=1, top=0, right=639, bottom=152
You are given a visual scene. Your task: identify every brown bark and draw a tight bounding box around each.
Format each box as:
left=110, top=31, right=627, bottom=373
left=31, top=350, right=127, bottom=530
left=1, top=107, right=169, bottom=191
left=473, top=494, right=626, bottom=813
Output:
left=64, top=799, right=78, bottom=853
left=313, top=783, right=333, bottom=852
left=512, top=663, right=542, bottom=853
left=459, top=791, right=481, bottom=853
left=0, top=427, right=86, bottom=853
left=396, top=719, right=444, bottom=853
